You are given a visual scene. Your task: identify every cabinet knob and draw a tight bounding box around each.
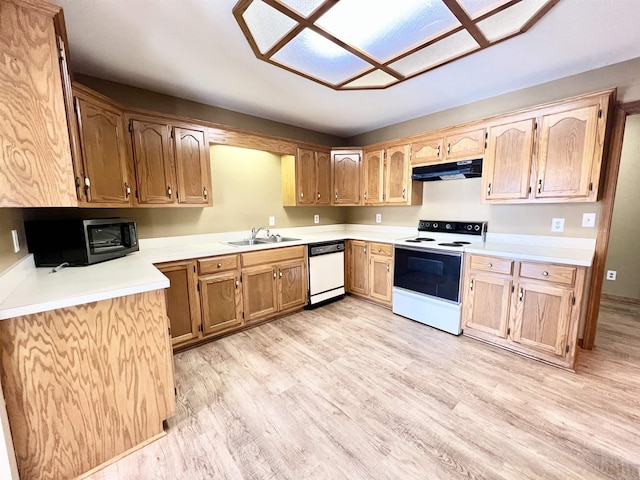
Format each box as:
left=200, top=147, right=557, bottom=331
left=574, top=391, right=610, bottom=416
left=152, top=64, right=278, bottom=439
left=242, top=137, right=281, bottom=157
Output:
left=487, top=263, right=493, bottom=268
left=519, top=287, right=524, bottom=301
left=335, top=192, right=338, bottom=200
left=487, top=183, right=492, bottom=196
left=386, top=264, right=390, bottom=272
left=437, top=145, right=440, bottom=156
left=300, top=192, right=304, bottom=198
left=378, top=248, right=382, bottom=252
left=317, top=192, right=320, bottom=199
left=167, top=185, right=172, bottom=197
left=203, top=187, right=208, bottom=199
left=402, top=188, right=406, bottom=199
left=84, top=176, right=91, bottom=188
left=279, top=271, right=283, bottom=278
left=447, top=144, right=451, bottom=154
left=364, top=248, right=367, bottom=253
left=537, top=179, right=542, bottom=194
left=273, top=271, right=277, bottom=278
left=542, top=271, right=549, bottom=276
left=125, top=183, right=131, bottom=197
left=217, top=263, right=222, bottom=268
left=364, top=192, right=367, bottom=200
left=235, top=278, right=239, bottom=287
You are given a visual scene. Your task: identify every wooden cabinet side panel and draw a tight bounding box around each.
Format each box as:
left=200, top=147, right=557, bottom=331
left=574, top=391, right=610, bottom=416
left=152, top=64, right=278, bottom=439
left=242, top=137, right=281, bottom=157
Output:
left=0, top=1, right=77, bottom=207
left=0, top=290, right=174, bottom=480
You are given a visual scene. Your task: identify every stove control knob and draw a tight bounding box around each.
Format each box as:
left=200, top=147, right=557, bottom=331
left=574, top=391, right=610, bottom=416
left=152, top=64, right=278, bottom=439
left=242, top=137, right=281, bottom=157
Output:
left=433, top=223, right=438, bottom=229
left=467, top=225, right=473, bottom=231
left=474, top=225, right=481, bottom=231
left=445, top=223, right=452, bottom=230
left=424, top=222, right=431, bottom=228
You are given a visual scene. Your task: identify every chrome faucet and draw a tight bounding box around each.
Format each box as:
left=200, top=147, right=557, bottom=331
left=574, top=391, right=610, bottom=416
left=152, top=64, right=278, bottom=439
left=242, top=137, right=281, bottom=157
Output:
left=250, top=227, right=267, bottom=239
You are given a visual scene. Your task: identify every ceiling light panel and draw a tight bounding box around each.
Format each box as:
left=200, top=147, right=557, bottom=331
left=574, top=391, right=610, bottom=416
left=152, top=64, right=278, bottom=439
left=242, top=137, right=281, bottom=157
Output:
left=477, top=0, right=549, bottom=41
left=242, top=1, right=297, bottom=54
left=457, top=0, right=513, bottom=19
left=342, top=69, right=399, bottom=89
left=316, top=0, right=460, bottom=62
left=389, top=30, right=479, bottom=76
left=277, top=0, right=325, bottom=17
left=271, top=28, right=372, bottom=85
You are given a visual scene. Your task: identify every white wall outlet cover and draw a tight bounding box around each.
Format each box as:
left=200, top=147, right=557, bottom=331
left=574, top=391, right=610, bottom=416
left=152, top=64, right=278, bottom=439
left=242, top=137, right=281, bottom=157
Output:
left=375, top=213, right=382, bottom=223
left=11, top=229, right=19, bottom=253
left=551, top=218, right=565, bottom=232
left=606, top=270, right=617, bottom=281
left=314, top=214, right=319, bottom=224
left=268, top=216, right=275, bottom=226
left=582, top=213, right=596, bottom=227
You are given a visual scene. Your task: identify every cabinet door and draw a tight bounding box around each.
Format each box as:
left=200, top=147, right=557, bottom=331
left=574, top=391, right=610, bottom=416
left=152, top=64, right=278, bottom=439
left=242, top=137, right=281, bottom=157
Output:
left=76, top=95, right=131, bottom=204
left=278, top=260, right=307, bottom=311
left=512, top=282, right=573, bottom=356
left=296, top=148, right=316, bottom=205
left=0, top=2, right=77, bottom=207
left=157, top=261, right=201, bottom=346
left=242, top=265, right=278, bottom=322
left=199, top=271, right=243, bottom=336
left=463, top=273, right=512, bottom=338
left=131, top=119, right=175, bottom=204
left=483, top=119, right=534, bottom=201
left=333, top=152, right=361, bottom=204
left=369, top=254, right=392, bottom=305
left=316, top=150, right=332, bottom=205
left=348, top=240, right=369, bottom=296
left=535, top=105, right=600, bottom=199
left=174, top=126, right=212, bottom=205
left=385, top=145, right=410, bottom=204
left=363, top=150, right=384, bottom=204
left=444, top=128, right=485, bottom=161
left=411, top=137, right=443, bottom=165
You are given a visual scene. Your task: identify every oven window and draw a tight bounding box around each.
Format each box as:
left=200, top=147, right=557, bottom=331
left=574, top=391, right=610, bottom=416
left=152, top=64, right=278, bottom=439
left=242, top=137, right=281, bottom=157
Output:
left=393, top=247, right=462, bottom=302
left=87, top=224, right=128, bottom=255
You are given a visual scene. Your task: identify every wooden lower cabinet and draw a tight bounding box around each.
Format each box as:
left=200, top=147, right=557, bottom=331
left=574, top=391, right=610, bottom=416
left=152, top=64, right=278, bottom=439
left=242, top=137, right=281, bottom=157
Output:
left=200, top=271, right=243, bottom=335
left=462, top=254, right=586, bottom=370
left=346, top=240, right=393, bottom=307
left=243, top=265, right=279, bottom=322
left=0, top=290, right=175, bottom=480
left=279, top=260, right=307, bottom=311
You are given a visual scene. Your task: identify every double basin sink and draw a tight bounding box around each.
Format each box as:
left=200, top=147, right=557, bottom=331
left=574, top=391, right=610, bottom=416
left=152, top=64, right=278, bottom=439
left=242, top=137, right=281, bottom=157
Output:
left=227, top=236, right=300, bottom=247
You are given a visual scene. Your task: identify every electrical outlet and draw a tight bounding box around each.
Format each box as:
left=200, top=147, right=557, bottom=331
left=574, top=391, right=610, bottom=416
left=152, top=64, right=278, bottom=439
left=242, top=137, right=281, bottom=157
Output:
left=268, top=216, right=275, bottom=226
left=606, top=270, right=617, bottom=281
left=375, top=213, right=382, bottom=223
left=551, top=218, right=565, bottom=233
left=11, top=229, right=20, bottom=253
left=582, top=213, right=596, bottom=227
left=314, top=214, right=319, bottom=224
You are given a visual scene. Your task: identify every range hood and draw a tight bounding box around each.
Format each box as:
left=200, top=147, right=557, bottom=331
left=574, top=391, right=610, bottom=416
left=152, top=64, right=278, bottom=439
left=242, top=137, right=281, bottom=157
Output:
left=412, top=159, right=482, bottom=181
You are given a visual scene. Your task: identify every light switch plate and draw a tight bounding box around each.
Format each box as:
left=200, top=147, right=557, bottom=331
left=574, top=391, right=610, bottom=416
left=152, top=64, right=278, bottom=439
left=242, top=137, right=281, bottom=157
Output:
left=582, top=213, right=596, bottom=227
left=268, top=216, right=275, bottom=226
left=375, top=213, right=382, bottom=223
left=551, top=218, right=565, bottom=232
left=314, top=214, right=319, bottom=224
left=11, top=229, right=19, bottom=253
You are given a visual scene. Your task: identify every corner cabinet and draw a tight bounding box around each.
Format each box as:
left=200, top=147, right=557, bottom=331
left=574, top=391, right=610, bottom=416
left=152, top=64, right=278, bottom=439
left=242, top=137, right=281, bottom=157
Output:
left=346, top=240, right=393, bottom=307
left=363, top=145, right=422, bottom=206
left=483, top=90, right=612, bottom=203
left=462, top=253, right=586, bottom=370
left=0, top=0, right=78, bottom=207
left=332, top=149, right=363, bottom=205
left=282, top=147, right=331, bottom=206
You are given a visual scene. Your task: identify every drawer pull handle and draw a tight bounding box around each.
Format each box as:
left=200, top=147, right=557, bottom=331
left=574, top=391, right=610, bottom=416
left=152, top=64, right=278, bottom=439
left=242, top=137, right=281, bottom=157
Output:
left=317, top=192, right=320, bottom=199
left=235, top=278, right=239, bottom=288
left=300, top=192, right=304, bottom=198
left=487, top=263, right=493, bottom=268
left=519, top=287, right=524, bottom=302
left=386, top=264, right=390, bottom=272
left=217, top=263, right=222, bottom=268
left=273, top=271, right=276, bottom=278
left=470, top=279, right=474, bottom=291
left=542, top=271, right=549, bottom=276
left=203, top=187, right=208, bottom=199
left=279, top=271, right=283, bottom=278
left=537, top=179, right=542, bottom=194
left=378, top=248, right=382, bottom=252
left=437, top=145, right=440, bottom=156
left=487, top=183, right=492, bottom=196
left=167, top=186, right=172, bottom=197
left=402, top=188, right=406, bottom=199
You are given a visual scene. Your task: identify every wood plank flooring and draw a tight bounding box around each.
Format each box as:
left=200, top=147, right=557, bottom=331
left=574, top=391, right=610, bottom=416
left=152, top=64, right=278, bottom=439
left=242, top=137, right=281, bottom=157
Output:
left=88, top=297, right=640, bottom=480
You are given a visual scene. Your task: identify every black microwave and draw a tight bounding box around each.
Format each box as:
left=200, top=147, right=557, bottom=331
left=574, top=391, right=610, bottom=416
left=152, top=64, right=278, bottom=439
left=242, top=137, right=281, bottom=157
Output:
left=25, top=218, right=139, bottom=267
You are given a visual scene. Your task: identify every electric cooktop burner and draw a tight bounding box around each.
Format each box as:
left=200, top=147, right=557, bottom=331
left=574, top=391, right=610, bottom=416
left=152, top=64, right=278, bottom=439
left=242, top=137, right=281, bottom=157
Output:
left=438, top=242, right=465, bottom=247
left=406, top=237, right=435, bottom=243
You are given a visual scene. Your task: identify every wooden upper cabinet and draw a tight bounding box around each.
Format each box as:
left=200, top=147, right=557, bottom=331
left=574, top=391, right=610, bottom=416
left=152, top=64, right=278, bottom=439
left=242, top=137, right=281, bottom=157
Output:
left=296, top=148, right=316, bottom=205
left=199, top=271, right=243, bottom=336
left=174, top=126, right=212, bottom=205
left=385, top=145, right=410, bottom=204
left=74, top=88, right=131, bottom=205
left=0, top=1, right=77, bottom=207
left=411, top=136, right=444, bottom=166
left=363, top=150, right=384, bottom=204
left=332, top=150, right=362, bottom=205
left=130, top=119, right=174, bottom=204
left=483, top=119, right=535, bottom=202
left=512, top=281, right=573, bottom=357
left=316, top=150, right=332, bottom=205
left=444, top=128, right=485, bottom=161
left=535, top=105, right=601, bottom=200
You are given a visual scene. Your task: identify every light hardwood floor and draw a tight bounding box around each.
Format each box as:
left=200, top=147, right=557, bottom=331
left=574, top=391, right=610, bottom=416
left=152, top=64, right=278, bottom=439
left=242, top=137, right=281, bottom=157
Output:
left=88, top=297, right=640, bottom=480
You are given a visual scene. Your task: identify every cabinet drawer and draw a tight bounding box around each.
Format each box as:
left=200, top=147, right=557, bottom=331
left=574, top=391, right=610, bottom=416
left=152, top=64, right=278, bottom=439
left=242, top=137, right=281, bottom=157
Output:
left=468, top=255, right=513, bottom=275
left=242, top=245, right=305, bottom=268
left=198, top=255, right=238, bottom=275
left=519, top=262, right=576, bottom=285
left=369, top=242, right=392, bottom=257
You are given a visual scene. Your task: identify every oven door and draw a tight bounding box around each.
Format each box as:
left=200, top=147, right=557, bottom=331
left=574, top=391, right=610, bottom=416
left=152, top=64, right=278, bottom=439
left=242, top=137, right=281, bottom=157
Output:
left=393, top=246, right=462, bottom=303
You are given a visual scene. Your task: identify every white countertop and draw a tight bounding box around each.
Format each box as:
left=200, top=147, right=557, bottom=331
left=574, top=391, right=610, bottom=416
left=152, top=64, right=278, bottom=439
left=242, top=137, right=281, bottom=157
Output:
left=0, top=224, right=595, bottom=320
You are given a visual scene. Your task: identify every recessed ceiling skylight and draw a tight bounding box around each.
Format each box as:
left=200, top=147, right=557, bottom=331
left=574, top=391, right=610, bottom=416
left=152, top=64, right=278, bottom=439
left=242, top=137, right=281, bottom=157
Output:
left=233, top=0, right=560, bottom=90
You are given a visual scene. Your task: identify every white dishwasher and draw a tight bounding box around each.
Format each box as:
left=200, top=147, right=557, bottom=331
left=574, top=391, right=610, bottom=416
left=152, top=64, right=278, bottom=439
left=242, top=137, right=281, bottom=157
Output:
left=307, top=240, right=345, bottom=307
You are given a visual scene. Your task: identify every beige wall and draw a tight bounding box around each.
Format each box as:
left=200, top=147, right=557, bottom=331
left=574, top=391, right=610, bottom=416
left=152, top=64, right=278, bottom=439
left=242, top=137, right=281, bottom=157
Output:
left=346, top=179, right=601, bottom=238
left=0, top=209, right=27, bottom=274
left=348, top=57, right=640, bottom=146
left=602, top=115, right=640, bottom=300
left=75, top=74, right=345, bottom=147
left=24, top=146, right=347, bottom=239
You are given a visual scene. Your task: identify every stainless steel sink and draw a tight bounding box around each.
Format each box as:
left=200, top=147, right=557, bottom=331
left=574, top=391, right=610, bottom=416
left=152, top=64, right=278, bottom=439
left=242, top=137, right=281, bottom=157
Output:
left=226, top=236, right=300, bottom=247
left=260, top=236, right=301, bottom=243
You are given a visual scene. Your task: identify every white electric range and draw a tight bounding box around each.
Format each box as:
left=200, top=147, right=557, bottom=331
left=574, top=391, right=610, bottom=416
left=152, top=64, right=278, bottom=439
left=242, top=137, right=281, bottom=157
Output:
left=392, top=220, right=487, bottom=335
